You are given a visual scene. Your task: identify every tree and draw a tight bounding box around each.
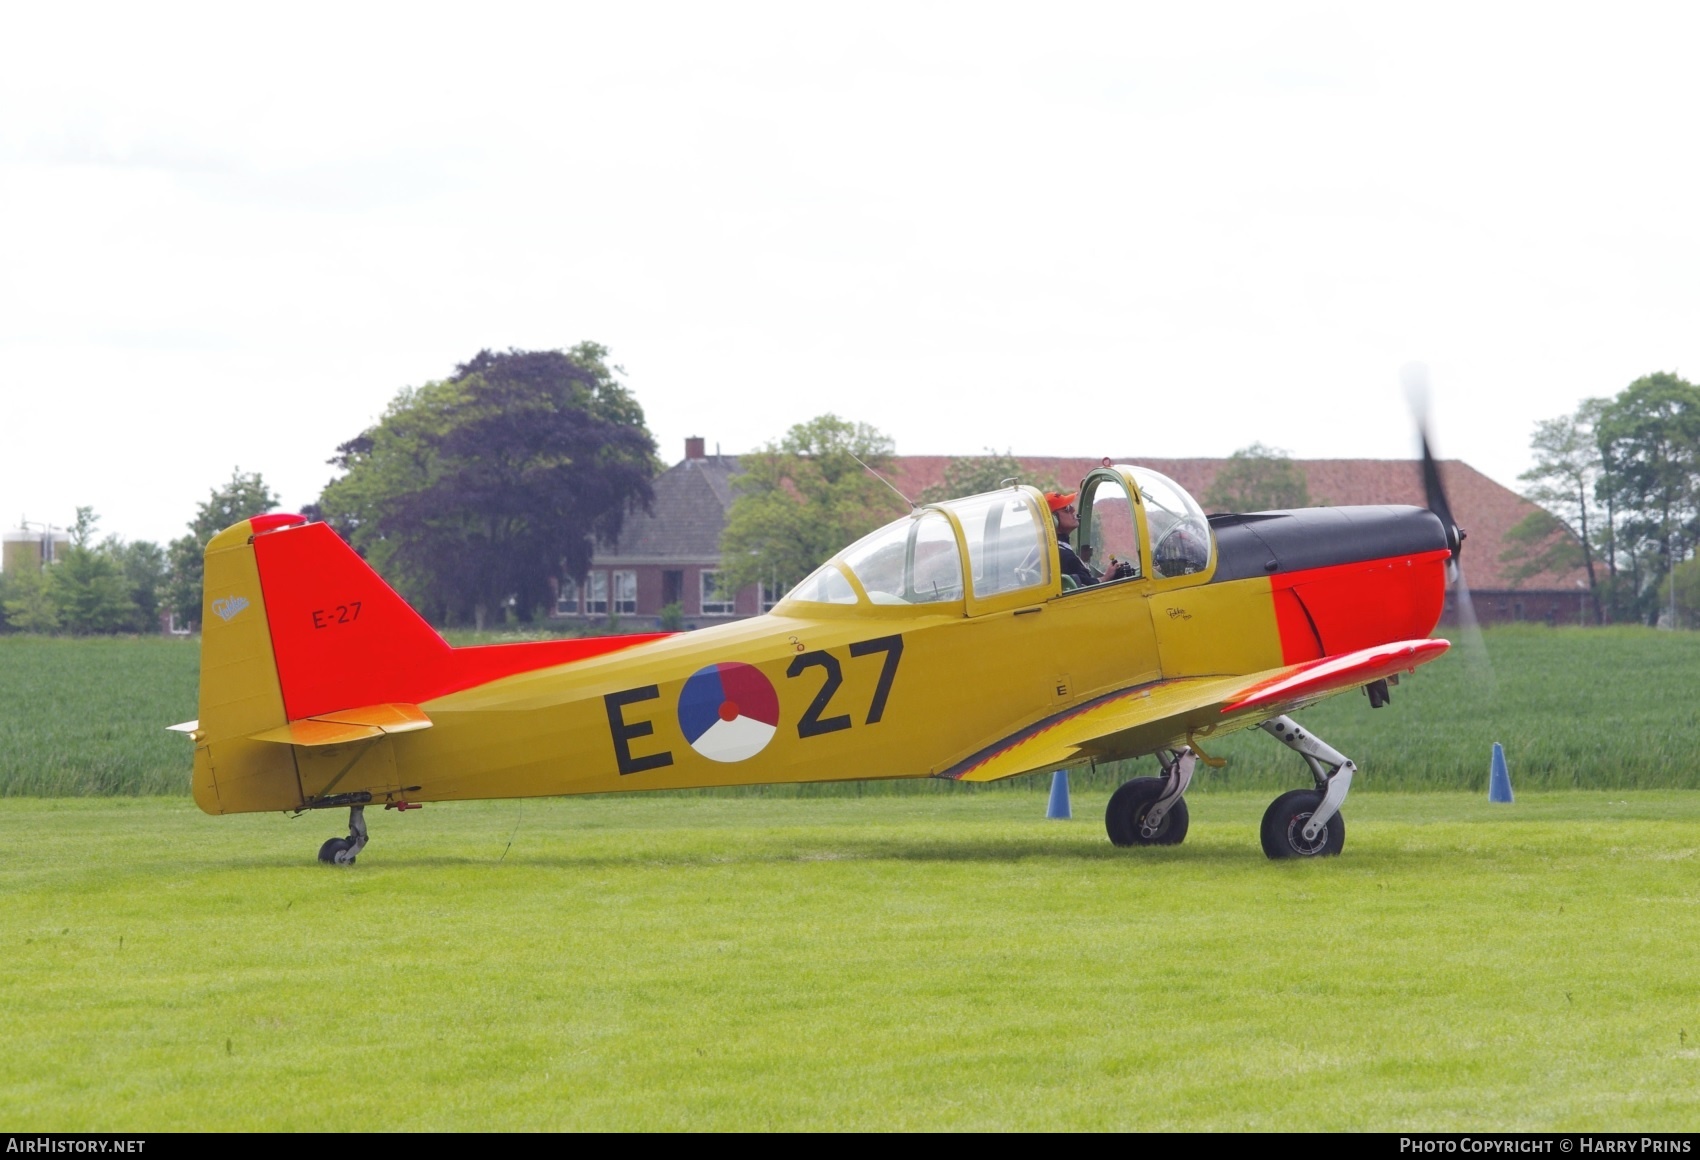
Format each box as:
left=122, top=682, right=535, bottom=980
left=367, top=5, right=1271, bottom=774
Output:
left=0, top=567, right=58, bottom=632
left=1595, top=373, right=1700, bottom=626
left=318, top=345, right=658, bottom=627
left=1203, top=444, right=1313, bottom=512
left=917, top=450, right=1059, bottom=504
left=1508, top=402, right=1606, bottom=623
left=717, top=415, right=905, bottom=598
left=49, top=508, right=137, bottom=634
left=106, top=538, right=168, bottom=632
left=166, top=469, right=281, bottom=630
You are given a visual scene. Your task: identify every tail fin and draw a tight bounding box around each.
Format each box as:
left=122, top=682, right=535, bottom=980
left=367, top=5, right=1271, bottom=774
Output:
left=191, top=514, right=310, bottom=814
left=250, top=519, right=457, bottom=722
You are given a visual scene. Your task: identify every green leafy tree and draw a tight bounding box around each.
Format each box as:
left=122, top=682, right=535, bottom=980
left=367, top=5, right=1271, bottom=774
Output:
left=1203, top=444, right=1313, bottom=512
left=49, top=508, right=137, bottom=634
left=1595, top=373, right=1700, bottom=626
left=1, top=566, right=59, bottom=632
left=167, top=470, right=281, bottom=630
left=318, top=345, right=657, bottom=627
left=104, top=537, right=168, bottom=632
left=717, top=415, right=904, bottom=598
left=917, top=449, right=1059, bottom=504
left=1508, top=402, right=1606, bottom=623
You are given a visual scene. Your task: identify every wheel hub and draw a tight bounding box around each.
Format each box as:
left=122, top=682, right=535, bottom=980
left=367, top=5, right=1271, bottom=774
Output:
left=1285, top=811, right=1329, bottom=856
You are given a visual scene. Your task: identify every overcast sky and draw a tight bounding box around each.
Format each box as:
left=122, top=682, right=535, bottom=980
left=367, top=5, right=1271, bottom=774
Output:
left=3, top=2, right=1695, bottom=546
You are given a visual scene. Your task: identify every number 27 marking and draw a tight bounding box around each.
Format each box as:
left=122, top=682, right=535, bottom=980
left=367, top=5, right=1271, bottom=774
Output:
left=787, top=634, right=904, bottom=739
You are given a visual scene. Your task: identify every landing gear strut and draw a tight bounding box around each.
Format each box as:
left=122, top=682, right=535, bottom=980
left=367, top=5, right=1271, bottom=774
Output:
left=1257, top=716, right=1354, bottom=859
left=317, top=805, right=369, bottom=866
left=1105, top=748, right=1196, bottom=847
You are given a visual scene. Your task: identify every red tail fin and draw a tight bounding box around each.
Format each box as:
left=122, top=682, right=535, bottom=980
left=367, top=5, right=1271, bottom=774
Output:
left=250, top=519, right=670, bottom=721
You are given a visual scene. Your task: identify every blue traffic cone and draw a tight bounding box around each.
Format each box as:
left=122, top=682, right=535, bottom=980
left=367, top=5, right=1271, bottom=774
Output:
left=1488, top=742, right=1514, bottom=803
left=1046, top=770, right=1072, bottom=819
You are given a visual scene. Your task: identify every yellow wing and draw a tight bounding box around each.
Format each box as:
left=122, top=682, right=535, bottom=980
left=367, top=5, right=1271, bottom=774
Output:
left=942, top=638, right=1447, bottom=782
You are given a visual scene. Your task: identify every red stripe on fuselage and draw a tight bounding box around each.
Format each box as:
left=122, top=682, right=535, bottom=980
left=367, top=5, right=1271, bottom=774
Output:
left=1269, top=548, right=1451, bottom=664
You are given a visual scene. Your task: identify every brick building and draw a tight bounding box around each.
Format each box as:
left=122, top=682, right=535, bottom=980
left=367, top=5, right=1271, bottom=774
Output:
left=559, top=446, right=1587, bottom=629
left=553, top=437, right=773, bottom=630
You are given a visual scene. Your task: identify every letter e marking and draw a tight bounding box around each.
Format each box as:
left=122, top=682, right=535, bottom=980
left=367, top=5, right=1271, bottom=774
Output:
left=605, top=685, right=674, bottom=775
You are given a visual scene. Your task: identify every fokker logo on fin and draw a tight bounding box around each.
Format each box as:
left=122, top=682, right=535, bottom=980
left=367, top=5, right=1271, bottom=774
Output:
left=212, top=595, right=250, bottom=622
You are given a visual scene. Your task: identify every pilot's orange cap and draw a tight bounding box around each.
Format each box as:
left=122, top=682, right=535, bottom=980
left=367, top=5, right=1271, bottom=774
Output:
left=1044, top=491, right=1078, bottom=513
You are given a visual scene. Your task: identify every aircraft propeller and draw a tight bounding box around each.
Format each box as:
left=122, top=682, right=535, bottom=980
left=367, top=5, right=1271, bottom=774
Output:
left=1403, top=363, right=1494, bottom=692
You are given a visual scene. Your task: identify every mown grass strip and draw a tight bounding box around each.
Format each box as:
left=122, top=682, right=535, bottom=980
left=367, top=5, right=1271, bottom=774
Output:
left=1, top=791, right=1696, bottom=1130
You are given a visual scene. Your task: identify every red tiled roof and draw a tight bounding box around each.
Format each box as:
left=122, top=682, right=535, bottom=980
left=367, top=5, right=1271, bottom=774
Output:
left=884, top=456, right=1583, bottom=592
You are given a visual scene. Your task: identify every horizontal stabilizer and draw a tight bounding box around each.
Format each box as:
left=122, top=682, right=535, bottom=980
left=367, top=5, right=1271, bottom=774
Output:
left=250, top=702, right=432, bottom=748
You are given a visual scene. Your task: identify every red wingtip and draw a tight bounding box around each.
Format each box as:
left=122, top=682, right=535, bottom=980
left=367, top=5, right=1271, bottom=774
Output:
left=1222, top=638, right=1451, bottom=714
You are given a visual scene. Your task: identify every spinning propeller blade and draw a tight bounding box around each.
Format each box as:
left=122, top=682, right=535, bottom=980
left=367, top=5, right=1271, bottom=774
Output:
left=1403, top=363, right=1494, bottom=692
left=1404, top=362, right=1465, bottom=562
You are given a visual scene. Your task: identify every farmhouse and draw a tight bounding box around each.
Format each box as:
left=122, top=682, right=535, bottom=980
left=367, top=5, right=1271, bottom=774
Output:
left=556, top=441, right=1585, bottom=629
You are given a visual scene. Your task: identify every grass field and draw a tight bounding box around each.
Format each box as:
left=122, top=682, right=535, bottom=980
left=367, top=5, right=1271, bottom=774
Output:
left=4, top=626, right=1700, bottom=795
left=3, top=791, right=1698, bottom=1130
left=0, top=636, right=199, bottom=796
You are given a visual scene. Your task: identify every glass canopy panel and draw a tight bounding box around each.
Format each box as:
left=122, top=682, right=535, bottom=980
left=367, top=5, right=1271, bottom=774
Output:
left=840, top=520, right=911, bottom=604
left=1082, top=475, right=1142, bottom=581
left=945, top=491, right=1049, bottom=598
left=1132, top=467, right=1213, bottom=578
left=786, top=563, right=858, bottom=604
left=834, top=512, right=967, bottom=605
left=907, top=511, right=963, bottom=603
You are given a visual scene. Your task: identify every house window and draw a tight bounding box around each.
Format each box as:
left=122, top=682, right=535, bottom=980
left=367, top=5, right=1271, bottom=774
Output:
left=761, top=581, right=783, bottom=612
left=613, top=570, right=637, bottom=615
left=701, top=570, right=735, bottom=615
left=556, top=576, right=581, bottom=616
left=584, top=571, right=609, bottom=616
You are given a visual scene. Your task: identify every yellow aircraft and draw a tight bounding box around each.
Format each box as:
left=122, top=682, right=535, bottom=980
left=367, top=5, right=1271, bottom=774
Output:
left=172, top=460, right=1460, bottom=863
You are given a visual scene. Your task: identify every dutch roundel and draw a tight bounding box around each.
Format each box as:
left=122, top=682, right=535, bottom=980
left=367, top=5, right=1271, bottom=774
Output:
left=677, top=662, right=781, bottom=763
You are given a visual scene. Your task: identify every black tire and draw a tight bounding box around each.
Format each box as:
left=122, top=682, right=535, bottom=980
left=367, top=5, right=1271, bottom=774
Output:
left=1105, top=777, right=1190, bottom=847
left=1260, top=789, right=1345, bottom=859
left=318, top=837, right=355, bottom=866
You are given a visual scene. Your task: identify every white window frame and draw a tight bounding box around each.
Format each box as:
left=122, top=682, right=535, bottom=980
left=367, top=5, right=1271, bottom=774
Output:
left=612, top=570, right=637, bottom=616
left=701, top=570, right=735, bottom=616
left=556, top=576, right=581, bottom=616
left=584, top=571, right=609, bottom=616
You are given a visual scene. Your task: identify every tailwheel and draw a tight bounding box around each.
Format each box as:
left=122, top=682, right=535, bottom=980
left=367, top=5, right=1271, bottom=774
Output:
left=317, top=837, right=357, bottom=865
left=1260, top=789, right=1345, bottom=859
left=316, top=805, right=369, bottom=866
left=1105, top=777, right=1190, bottom=847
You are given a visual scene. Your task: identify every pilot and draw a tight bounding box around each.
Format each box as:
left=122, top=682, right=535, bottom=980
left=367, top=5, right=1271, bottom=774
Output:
left=1046, top=492, right=1100, bottom=587
left=1047, top=490, right=1137, bottom=588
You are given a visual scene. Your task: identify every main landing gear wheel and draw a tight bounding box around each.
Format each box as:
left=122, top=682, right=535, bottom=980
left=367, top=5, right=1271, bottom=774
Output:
left=1260, top=789, right=1345, bottom=859
left=1105, top=777, right=1190, bottom=847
